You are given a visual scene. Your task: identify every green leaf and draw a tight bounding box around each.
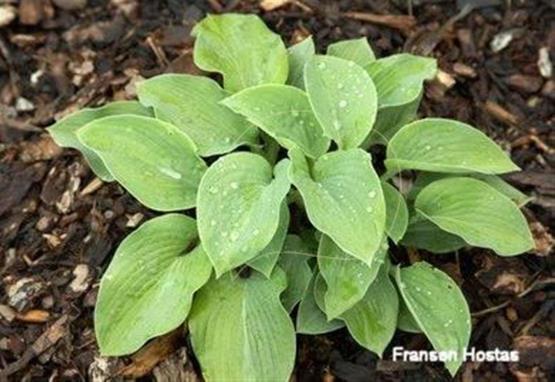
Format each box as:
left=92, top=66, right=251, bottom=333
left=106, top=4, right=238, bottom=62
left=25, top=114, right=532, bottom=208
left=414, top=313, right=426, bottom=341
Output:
left=385, top=118, right=520, bottom=175
left=401, top=218, right=467, bottom=254
left=137, top=74, right=257, bottom=157
left=287, top=36, right=315, bottom=89
left=189, top=269, right=295, bottom=382
left=78, top=115, right=206, bottom=211
left=296, top=274, right=344, bottom=335
left=415, top=177, right=534, bottom=256
left=197, top=154, right=291, bottom=276
left=340, top=264, right=398, bottom=357
left=397, top=299, right=422, bottom=333
left=95, top=214, right=212, bottom=355
left=47, top=101, right=152, bottom=181
left=221, top=85, right=330, bottom=158
left=318, top=235, right=387, bottom=319
left=395, top=262, right=471, bottom=376
left=248, top=202, right=290, bottom=277
left=288, top=148, right=386, bottom=265
left=382, top=182, right=409, bottom=243
left=278, top=235, right=313, bottom=312
left=365, top=53, right=436, bottom=108
left=192, top=14, right=288, bottom=93
left=304, top=55, right=378, bottom=149
left=327, top=37, right=375, bottom=67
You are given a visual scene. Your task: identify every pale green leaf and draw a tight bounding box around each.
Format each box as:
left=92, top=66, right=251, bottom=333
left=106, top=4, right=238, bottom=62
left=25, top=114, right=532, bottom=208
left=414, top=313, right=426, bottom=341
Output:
left=287, top=36, right=315, bottom=89
left=288, top=148, right=386, bottom=265
left=47, top=101, right=152, bottom=181
left=383, top=182, right=409, bottom=243
left=395, top=262, right=471, bottom=376
left=78, top=115, right=206, bottom=211
left=385, top=118, right=520, bottom=175
left=279, top=235, right=313, bottom=312
left=189, top=269, right=295, bottom=382
left=340, top=264, right=398, bottom=357
left=221, top=85, right=330, bottom=158
left=327, top=37, right=375, bottom=67
left=318, top=235, right=387, bottom=319
left=304, top=55, right=378, bottom=149
left=248, top=202, right=290, bottom=277
left=401, top=218, right=467, bottom=254
left=397, top=299, right=422, bottom=333
left=137, top=74, right=257, bottom=156
left=95, top=214, right=212, bottom=355
left=192, top=14, right=288, bottom=93
left=197, top=154, right=291, bottom=276
left=365, top=53, right=436, bottom=108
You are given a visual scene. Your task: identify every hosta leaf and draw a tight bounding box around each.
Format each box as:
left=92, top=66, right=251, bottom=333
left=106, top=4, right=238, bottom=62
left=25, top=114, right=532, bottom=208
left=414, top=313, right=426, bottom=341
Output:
left=47, top=101, right=152, bottom=181
left=279, top=235, right=313, bottom=312
left=197, top=154, right=291, bottom=276
left=189, top=269, right=295, bottom=382
left=192, top=14, right=288, bottom=93
left=401, top=218, right=467, bottom=254
left=78, top=115, right=206, bottom=211
left=398, top=299, right=422, bottom=333
left=415, top=177, right=534, bottom=256
left=365, top=53, right=436, bottom=108
left=340, top=263, right=398, bottom=357
left=395, top=262, right=471, bottom=376
left=327, top=37, right=375, bottom=67
left=221, top=85, right=330, bottom=158
left=318, top=235, right=387, bottom=319
left=95, top=214, right=212, bottom=355
left=288, top=148, right=386, bottom=265
left=383, top=182, right=409, bottom=243
left=385, top=118, right=519, bottom=175
left=248, top=203, right=290, bottom=277
left=287, top=36, right=315, bottom=89
left=137, top=74, right=257, bottom=156
left=304, top=55, right=378, bottom=149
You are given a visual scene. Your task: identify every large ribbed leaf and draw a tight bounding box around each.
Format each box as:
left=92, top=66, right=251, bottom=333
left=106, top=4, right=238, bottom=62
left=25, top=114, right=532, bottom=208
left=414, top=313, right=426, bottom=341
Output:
left=278, top=235, right=313, bottom=312
left=189, top=269, right=295, bottom=382
left=221, top=85, right=330, bottom=158
left=326, top=37, right=375, bottom=67
left=197, top=154, right=290, bottom=276
left=47, top=101, right=152, bottom=181
left=137, top=74, right=257, bottom=156
left=78, top=115, right=206, bottom=211
left=192, top=14, right=288, bottom=93
left=382, top=182, right=409, bottom=243
left=415, top=177, right=534, bottom=256
left=395, top=262, right=471, bottom=376
left=304, top=55, right=378, bottom=149
left=401, top=218, right=467, bottom=254
left=95, top=214, right=212, bottom=355
left=288, top=148, right=386, bottom=265
left=287, top=36, right=315, bottom=89
left=385, top=118, right=519, bottom=175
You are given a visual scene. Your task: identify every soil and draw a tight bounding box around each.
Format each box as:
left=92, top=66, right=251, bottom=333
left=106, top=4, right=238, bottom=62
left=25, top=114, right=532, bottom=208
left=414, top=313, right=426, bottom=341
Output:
left=0, top=0, right=554, bottom=381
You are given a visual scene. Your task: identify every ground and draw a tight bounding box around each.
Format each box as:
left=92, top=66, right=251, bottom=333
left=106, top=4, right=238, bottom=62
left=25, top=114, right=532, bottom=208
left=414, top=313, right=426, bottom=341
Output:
left=0, top=0, right=553, bottom=381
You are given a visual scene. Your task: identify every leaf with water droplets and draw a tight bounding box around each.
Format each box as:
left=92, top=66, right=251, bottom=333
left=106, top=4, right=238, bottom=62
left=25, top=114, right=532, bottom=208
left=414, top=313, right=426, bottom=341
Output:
left=394, top=262, right=471, bottom=376
left=197, top=154, right=291, bottom=276
left=278, top=235, right=313, bottom=312
left=137, top=74, right=257, bottom=157
left=386, top=118, right=520, bottom=176
left=192, top=13, right=288, bottom=93
left=304, top=55, right=378, bottom=149
left=288, top=148, right=386, bottom=265
left=78, top=115, right=206, bottom=211
left=47, top=101, right=153, bottom=181
left=340, top=262, right=398, bottom=357
left=327, top=37, right=375, bottom=67
left=95, top=214, right=212, bottom=355
left=221, top=84, right=330, bottom=158
left=318, top=235, right=387, bottom=319
left=287, top=36, right=315, bottom=89
left=401, top=218, right=467, bottom=254
left=415, top=177, right=534, bottom=256
left=382, top=182, right=409, bottom=243
left=189, top=268, right=296, bottom=382
left=366, top=53, right=436, bottom=108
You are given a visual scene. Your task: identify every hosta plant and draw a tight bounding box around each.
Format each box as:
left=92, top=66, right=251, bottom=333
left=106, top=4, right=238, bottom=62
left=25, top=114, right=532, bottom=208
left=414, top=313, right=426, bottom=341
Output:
left=48, top=13, right=535, bottom=380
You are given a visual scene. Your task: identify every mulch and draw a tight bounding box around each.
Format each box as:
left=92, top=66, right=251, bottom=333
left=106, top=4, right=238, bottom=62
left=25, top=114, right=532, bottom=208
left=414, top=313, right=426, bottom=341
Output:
left=0, top=0, right=553, bottom=381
